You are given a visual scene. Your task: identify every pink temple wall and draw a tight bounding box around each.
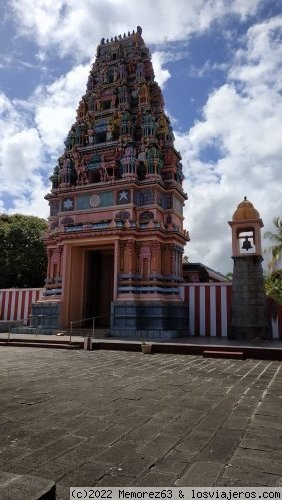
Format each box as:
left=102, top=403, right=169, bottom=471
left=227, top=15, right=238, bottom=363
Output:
left=0, top=285, right=281, bottom=338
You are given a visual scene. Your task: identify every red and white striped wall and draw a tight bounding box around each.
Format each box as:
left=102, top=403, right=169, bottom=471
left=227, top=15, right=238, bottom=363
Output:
left=0, top=285, right=281, bottom=338
left=182, top=283, right=282, bottom=339
left=182, top=283, right=232, bottom=337
left=0, top=289, right=43, bottom=324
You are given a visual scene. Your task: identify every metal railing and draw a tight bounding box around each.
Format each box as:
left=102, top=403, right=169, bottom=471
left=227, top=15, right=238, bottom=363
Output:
left=69, top=316, right=103, bottom=345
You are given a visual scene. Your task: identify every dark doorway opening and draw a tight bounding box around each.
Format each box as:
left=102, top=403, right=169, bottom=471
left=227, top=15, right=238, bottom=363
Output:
left=85, top=249, right=114, bottom=327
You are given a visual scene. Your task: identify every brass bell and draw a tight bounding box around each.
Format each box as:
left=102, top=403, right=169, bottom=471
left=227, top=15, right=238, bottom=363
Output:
left=242, top=236, right=252, bottom=251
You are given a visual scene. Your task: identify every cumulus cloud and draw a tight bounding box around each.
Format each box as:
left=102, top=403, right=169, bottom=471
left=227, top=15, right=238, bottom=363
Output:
left=0, top=62, right=90, bottom=216
left=2, top=1, right=281, bottom=275
left=33, top=63, right=90, bottom=154
left=151, top=52, right=171, bottom=89
left=0, top=92, right=47, bottom=215
left=9, top=0, right=262, bottom=60
left=179, top=16, right=282, bottom=272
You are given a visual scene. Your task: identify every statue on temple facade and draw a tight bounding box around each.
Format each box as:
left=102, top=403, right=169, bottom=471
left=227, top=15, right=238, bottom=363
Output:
left=120, top=143, right=137, bottom=177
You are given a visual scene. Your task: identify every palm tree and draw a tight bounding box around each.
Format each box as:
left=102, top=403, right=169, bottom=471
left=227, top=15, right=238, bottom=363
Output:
left=264, top=217, right=282, bottom=271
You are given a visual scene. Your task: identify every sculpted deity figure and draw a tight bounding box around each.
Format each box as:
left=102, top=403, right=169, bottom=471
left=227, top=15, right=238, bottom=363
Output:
left=119, top=62, right=127, bottom=82
left=121, top=143, right=136, bottom=176
left=113, top=67, right=119, bottom=82
left=146, top=144, right=163, bottom=175
left=137, top=144, right=147, bottom=164
left=59, top=154, right=72, bottom=186
left=111, top=111, right=121, bottom=140
left=106, top=120, right=113, bottom=141
left=50, top=165, right=59, bottom=189
left=75, top=156, right=88, bottom=185
left=99, top=155, right=109, bottom=182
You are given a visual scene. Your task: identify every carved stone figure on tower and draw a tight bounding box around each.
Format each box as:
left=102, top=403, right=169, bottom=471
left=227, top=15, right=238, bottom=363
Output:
left=121, top=143, right=137, bottom=177
left=99, top=154, right=109, bottom=182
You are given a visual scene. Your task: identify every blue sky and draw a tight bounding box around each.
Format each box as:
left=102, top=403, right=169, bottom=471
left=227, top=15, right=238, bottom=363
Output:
left=0, top=0, right=282, bottom=273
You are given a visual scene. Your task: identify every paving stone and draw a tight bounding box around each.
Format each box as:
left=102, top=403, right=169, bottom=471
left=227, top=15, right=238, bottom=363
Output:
left=58, top=461, right=110, bottom=487
left=96, top=474, right=137, bottom=486
left=0, top=348, right=281, bottom=491
left=116, top=453, right=157, bottom=477
left=223, top=415, right=250, bottom=430
left=56, top=484, right=70, bottom=500
left=137, top=433, right=181, bottom=459
left=1, top=435, right=85, bottom=474
left=176, top=460, right=225, bottom=486
left=33, top=441, right=107, bottom=480
left=240, top=435, right=282, bottom=453
left=222, top=465, right=282, bottom=486
left=175, top=431, right=215, bottom=456
left=136, top=470, right=177, bottom=486
left=0, top=470, right=21, bottom=486
left=152, top=448, right=195, bottom=475
left=95, top=440, right=138, bottom=464
left=198, top=428, right=243, bottom=462
left=0, top=471, right=55, bottom=500
left=231, top=447, right=282, bottom=475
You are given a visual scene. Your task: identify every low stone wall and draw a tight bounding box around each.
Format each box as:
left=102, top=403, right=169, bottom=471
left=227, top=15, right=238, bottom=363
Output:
left=0, top=320, right=23, bottom=333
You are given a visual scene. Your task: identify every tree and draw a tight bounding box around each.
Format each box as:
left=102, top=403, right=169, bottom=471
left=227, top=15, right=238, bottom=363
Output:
left=0, top=214, right=47, bottom=288
left=265, top=270, right=282, bottom=304
left=264, top=217, right=282, bottom=272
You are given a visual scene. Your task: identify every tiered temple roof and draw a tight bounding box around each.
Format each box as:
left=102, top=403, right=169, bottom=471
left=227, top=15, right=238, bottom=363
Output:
left=49, top=26, right=184, bottom=191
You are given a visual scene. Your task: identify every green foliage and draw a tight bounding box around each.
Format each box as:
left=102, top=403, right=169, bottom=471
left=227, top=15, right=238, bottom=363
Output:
left=264, top=217, right=282, bottom=271
left=225, top=272, right=233, bottom=281
left=0, top=214, right=47, bottom=288
left=264, top=270, right=282, bottom=304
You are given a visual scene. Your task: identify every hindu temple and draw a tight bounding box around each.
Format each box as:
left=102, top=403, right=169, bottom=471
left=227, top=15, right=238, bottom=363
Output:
left=38, top=26, right=189, bottom=339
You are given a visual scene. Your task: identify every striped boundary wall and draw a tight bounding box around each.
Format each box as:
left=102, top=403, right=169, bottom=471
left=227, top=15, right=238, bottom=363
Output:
left=182, top=283, right=282, bottom=339
left=182, top=283, right=232, bottom=337
left=0, top=285, right=281, bottom=338
left=0, top=289, right=43, bottom=325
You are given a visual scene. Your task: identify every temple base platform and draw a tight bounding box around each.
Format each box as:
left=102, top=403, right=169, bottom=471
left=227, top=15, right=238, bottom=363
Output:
left=110, top=300, right=189, bottom=340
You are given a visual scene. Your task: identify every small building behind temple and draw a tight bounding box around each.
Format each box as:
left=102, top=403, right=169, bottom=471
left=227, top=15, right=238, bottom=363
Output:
left=35, top=27, right=190, bottom=339
left=183, top=262, right=229, bottom=283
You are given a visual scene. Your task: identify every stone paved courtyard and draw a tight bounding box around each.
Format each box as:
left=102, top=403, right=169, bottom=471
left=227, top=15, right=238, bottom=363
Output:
left=0, top=347, right=282, bottom=499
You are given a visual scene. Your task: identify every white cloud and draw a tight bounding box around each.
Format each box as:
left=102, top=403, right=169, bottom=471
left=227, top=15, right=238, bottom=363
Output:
left=2, top=2, right=281, bottom=276
left=9, top=0, right=262, bottom=59
left=151, top=52, right=171, bottom=89
left=33, top=63, right=89, bottom=154
left=179, top=16, right=282, bottom=273
left=0, top=93, right=46, bottom=215
left=0, top=62, right=89, bottom=216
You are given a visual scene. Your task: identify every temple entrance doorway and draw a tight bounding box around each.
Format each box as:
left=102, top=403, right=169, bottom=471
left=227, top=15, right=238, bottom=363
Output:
left=84, top=249, right=114, bottom=328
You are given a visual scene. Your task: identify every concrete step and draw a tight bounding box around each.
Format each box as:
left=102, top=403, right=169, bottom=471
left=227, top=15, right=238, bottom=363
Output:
left=0, top=341, right=82, bottom=350
left=67, top=328, right=110, bottom=338
left=11, top=326, right=55, bottom=335
left=203, top=350, right=245, bottom=359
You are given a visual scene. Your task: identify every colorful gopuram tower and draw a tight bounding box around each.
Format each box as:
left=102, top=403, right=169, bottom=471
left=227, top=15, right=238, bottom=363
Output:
left=42, top=26, right=189, bottom=339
